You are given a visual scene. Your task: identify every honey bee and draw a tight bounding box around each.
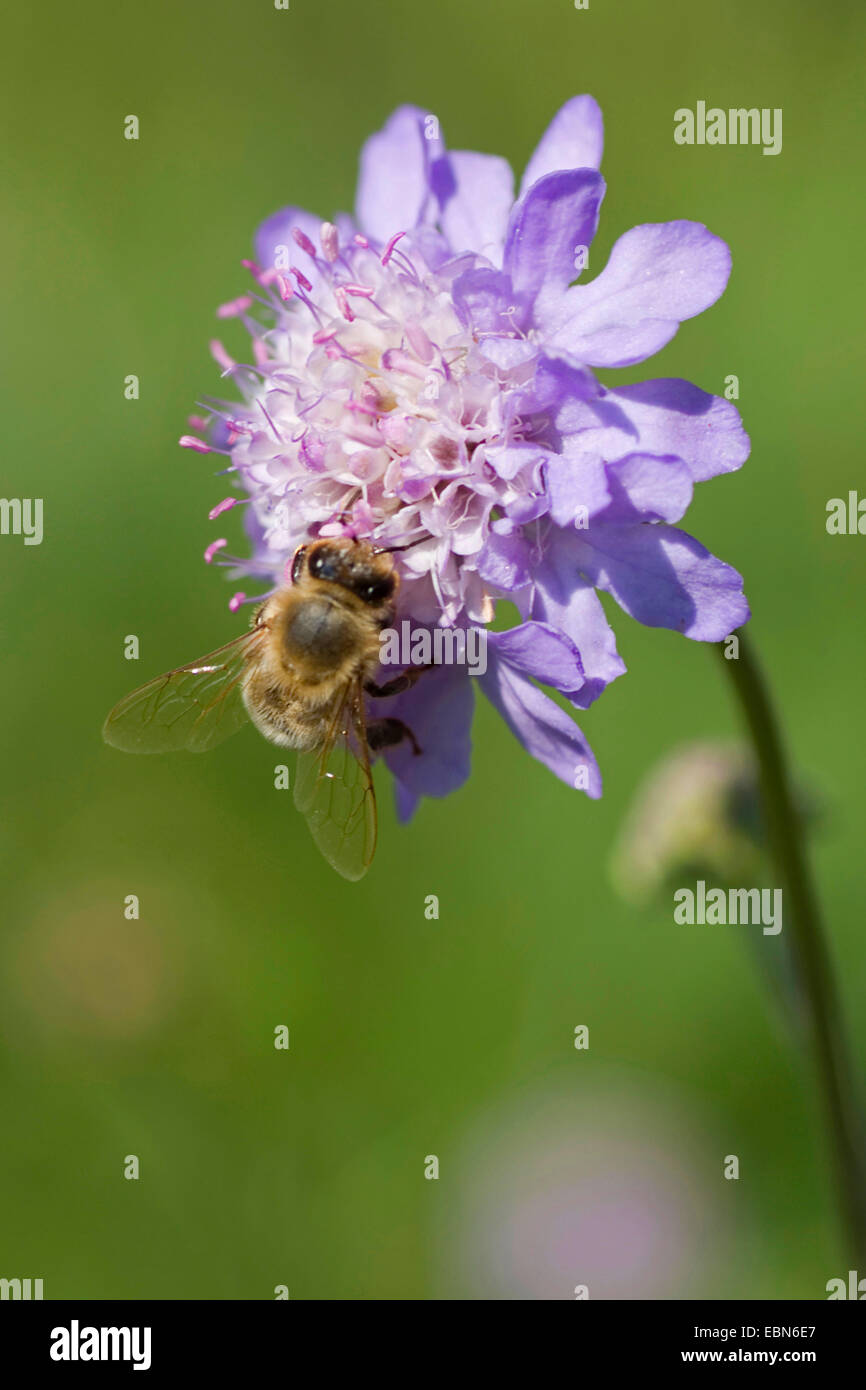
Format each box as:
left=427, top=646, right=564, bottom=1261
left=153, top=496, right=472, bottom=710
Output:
left=103, top=538, right=424, bottom=880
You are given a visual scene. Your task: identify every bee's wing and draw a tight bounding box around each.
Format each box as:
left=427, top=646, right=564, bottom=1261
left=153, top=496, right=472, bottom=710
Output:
left=292, top=678, right=378, bottom=881
left=102, top=630, right=265, bottom=753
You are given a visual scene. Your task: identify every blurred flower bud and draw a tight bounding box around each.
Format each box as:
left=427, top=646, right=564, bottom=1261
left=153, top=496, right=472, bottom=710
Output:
left=610, top=741, right=764, bottom=904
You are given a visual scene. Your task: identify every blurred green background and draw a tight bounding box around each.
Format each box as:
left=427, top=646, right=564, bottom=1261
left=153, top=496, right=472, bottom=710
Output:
left=2, top=0, right=864, bottom=1299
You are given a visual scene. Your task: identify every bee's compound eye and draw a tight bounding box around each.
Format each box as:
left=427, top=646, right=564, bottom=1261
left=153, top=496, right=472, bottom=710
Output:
left=363, top=575, right=395, bottom=604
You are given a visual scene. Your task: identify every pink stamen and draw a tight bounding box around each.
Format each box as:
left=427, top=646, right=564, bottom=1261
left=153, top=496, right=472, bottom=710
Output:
left=252, top=338, right=270, bottom=367
left=334, top=287, right=355, bottom=322
left=290, top=266, right=313, bottom=293
left=228, top=592, right=247, bottom=613
left=217, top=295, right=253, bottom=319
left=179, top=435, right=211, bottom=453
left=353, top=233, right=370, bottom=248
left=258, top=267, right=280, bottom=287
left=341, top=282, right=375, bottom=298
left=204, top=538, right=228, bottom=563
left=292, top=227, right=317, bottom=258
left=381, top=348, right=428, bottom=380
left=276, top=275, right=295, bottom=302
left=312, top=328, right=339, bottom=344
left=209, top=339, right=235, bottom=372
left=381, top=230, right=406, bottom=266
left=320, top=222, right=339, bottom=262
left=241, top=258, right=261, bottom=277
left=187, top=414, right=208, bottom=430
left=209, top=495, right=244, bottom=520
left=361, top=379, right=387, bottom=410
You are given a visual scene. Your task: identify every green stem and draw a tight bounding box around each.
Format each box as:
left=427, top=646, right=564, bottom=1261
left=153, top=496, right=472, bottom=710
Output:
left=718, top=631, right=866, bottom=1265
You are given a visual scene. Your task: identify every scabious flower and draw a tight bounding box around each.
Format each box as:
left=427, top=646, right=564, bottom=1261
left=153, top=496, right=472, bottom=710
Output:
left=437, top=1077, right=728, bottom=1300
left=186, top=97, right=749, bottom=818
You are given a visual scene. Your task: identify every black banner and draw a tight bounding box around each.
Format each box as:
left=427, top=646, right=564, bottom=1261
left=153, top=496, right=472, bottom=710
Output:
left=1, top=1299, right=862, bottom=1374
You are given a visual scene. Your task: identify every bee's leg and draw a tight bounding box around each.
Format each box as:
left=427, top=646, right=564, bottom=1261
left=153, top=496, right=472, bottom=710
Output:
left=365, top=664, right=434, bottom=699
left=366, top=717, right=422, bottom=757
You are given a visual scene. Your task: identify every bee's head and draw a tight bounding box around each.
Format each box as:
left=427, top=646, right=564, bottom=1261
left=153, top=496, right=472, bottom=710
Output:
left=291, top=538, right=397, bottom=607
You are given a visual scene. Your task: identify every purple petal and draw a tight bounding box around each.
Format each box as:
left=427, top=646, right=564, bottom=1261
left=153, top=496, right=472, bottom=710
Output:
left=480, top=636, right=601, bottom=795
left=490, top=621, right=585, bottom=693
left=475, top=530, right=533, bottom=590
left=520, top=96, right=605, bottom=194
left=440, top=151, right=515, bottom=262
left=484, top=442, right=548, bottom=482
left=381, top=662, right=474, bottom=799
left=452, top=267, right=521, bottom=335
left=530, top=526, right=626, bottom=706
left=503, top=169, right=605, bottom=320
left=525, top=354, right=599, bottom=424
left=478, top=337, right=538, bottom=370
left=578, top=379, right=750, bottom=482
left=355, top=105, right=444, bottom=243
left=601, top=453, right=693, bottom=524
left=501, top=485, right=550, bottom=526
left=544, top=221, right=732, bottom=367
left=393, top=779, right=420, bottom=825
left=404, top=223, right=456, bottom=272
left=545, top=446, right=610, bottom=527
left=566, top=523, right=749, bottom=640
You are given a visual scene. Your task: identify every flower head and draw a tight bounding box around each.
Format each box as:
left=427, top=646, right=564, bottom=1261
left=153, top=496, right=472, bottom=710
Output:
left=188, top=97, right=749, bottom=816
left=610, top=741, right=764, bottom=903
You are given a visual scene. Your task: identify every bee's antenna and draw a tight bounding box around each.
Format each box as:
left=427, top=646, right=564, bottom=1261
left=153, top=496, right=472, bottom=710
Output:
left=373, top=535, right=428, bottom=555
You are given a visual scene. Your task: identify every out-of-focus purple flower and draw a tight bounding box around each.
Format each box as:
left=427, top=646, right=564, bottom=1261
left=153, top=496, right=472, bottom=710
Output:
left=436, top=1075, right=732, bottom=1300
left=189, top=98, right=749, bottom=814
